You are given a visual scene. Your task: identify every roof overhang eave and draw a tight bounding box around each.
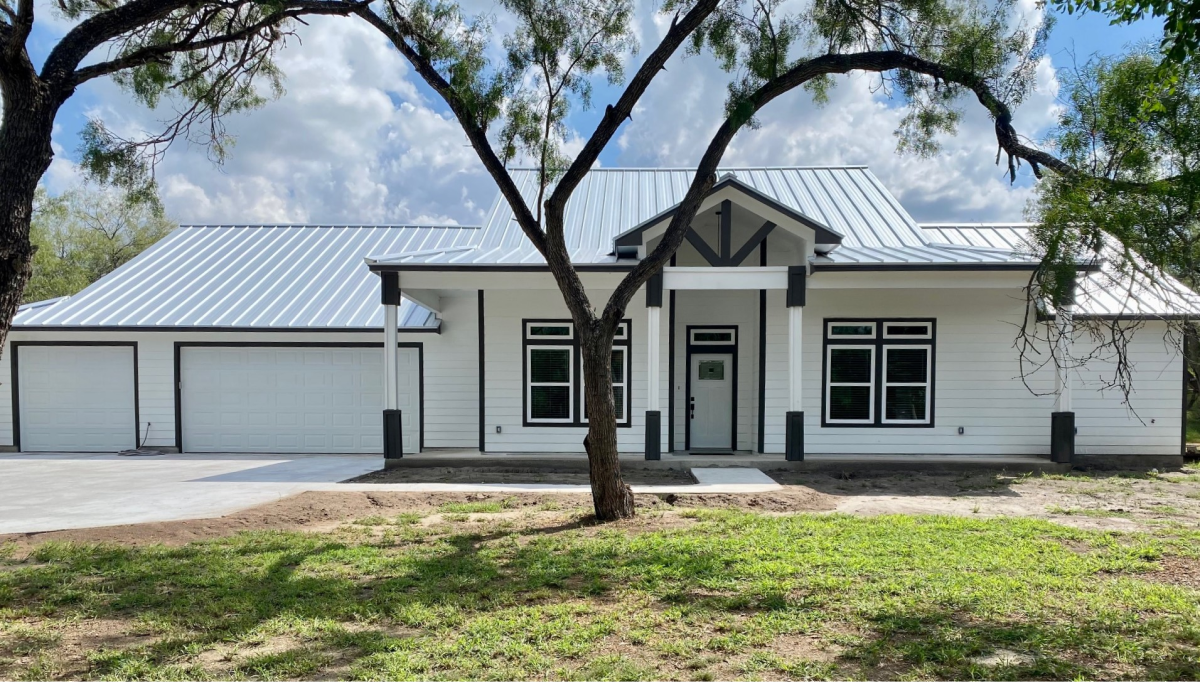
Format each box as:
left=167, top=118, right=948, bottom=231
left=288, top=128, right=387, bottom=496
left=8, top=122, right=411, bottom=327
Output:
left=367, top=262, right=636, bottom=273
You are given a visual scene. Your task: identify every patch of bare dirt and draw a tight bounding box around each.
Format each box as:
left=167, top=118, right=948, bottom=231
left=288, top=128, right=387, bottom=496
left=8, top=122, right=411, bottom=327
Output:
left=346, top=465, right=695, bottom=485
left=1139, top=555, right=1200, bottom=589
left=0, top=488, right=839, bottom=553
left=0, top=618, right=156, bottom=680
left=768, top=468, right=1200, bottom=532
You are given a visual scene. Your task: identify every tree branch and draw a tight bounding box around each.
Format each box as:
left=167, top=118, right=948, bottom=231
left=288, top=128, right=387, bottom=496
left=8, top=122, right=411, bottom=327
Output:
left=600, top=49, right=1090, bottom=324
left=69, top=0, right=368, bottom=86
left=355, top=4, right=546, bottom=256
left=547, top=0, right=720, bottom=219
left=41, top=0, right=195, bottom=89
left=1, top=0, right=30, bottom=60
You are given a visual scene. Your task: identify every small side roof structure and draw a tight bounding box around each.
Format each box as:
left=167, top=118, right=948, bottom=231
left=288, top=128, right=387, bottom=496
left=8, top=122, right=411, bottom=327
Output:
left=14, top=225, right=467, bottom=330
left=922, top=223, right=1200, bottom=318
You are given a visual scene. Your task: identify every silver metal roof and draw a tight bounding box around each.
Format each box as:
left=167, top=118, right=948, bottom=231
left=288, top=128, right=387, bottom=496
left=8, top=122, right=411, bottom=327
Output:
left=370, top=166, right=1006, bottom=267
left=922, top=223, right=1200, bottom=317
left=14, top=225, right=461, bottom=329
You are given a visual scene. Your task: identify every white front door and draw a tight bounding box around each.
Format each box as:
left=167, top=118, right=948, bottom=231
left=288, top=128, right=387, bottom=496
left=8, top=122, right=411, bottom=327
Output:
left=690, top=353, right=733, bottom=449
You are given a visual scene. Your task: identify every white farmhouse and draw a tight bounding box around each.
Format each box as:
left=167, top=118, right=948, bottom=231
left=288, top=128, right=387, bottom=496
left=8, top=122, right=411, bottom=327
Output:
left=5, top=167, right=1192, bottom=468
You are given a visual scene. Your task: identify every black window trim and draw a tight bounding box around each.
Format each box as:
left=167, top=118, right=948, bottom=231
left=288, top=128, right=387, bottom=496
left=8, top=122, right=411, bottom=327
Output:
left=821, top=317, right=936, bottom=429
left=521, top=318, right=632, bottom=428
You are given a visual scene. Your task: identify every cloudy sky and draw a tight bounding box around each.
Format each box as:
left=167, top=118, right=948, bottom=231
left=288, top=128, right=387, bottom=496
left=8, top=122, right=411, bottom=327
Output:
left=27, top=0, right=1159, bottom=227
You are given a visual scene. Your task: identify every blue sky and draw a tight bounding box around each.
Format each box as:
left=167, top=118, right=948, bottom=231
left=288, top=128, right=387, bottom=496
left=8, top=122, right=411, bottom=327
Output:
left=28, top=1, right=1162, bottom=226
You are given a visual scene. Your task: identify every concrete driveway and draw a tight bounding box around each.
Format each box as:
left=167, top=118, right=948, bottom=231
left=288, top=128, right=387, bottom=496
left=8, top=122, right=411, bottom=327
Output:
left=0, top=453, right=380, bottom=534
left=0, top=454, right=783, bottom=534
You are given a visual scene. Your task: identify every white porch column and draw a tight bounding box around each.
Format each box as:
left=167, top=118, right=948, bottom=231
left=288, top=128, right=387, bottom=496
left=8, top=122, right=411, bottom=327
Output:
left=644, top=272, right=664, bottom=460
left=384, top=303, right=399, bottom=410
left=1051, top=282, right=1076, bottom=464
left=380, top=271, right=404, bottom=464
left=785, top=266, right=805, bottom=461
left=1055, top=304, right=1073, bottom=412
left=647, top=306, right=661, bottom=411
left=788, top=305, right=803, bottom=412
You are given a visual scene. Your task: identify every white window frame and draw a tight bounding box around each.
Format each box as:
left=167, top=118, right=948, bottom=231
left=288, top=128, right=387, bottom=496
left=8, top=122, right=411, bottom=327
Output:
left=526, top=322, right=574, bottom=340
left=689, top=328, right=736, bottom=345
left=825, top=344, right=875, bottom=425
left=581, top=346, right=630, bottom=425
left=613, top=322, right=629, bottom=341
left=881, top=345, right=932, bottom=425
left=526, top=345, right=574, bottom=423
left=882, top=322, right=932, bottom=339
left=827, top=321, right=877, bottom=339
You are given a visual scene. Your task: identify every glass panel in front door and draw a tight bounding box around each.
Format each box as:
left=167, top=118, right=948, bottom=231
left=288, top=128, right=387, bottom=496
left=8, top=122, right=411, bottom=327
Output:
left=690, top=354, right=733, bottom=449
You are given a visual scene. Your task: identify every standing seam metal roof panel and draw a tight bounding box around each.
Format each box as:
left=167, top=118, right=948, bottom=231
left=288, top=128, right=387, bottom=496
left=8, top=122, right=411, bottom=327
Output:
left=13, top=225, right=471, bottom=329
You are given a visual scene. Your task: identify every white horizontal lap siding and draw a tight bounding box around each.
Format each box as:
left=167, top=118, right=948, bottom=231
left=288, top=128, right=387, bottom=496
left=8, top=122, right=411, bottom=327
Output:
left=420, top=293, right=479, bottom=449
left=764, top=289, right=1183, bottom=456
left=766, top=288, right=1059, bottom=455
left=483, top=289, right=647, bottom=453
left=1074, top=323, right=1181, bottom=455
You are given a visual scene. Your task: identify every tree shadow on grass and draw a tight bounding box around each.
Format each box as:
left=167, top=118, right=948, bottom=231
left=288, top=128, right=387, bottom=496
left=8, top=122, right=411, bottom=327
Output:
left=1, top=513, right=1196, bottom=680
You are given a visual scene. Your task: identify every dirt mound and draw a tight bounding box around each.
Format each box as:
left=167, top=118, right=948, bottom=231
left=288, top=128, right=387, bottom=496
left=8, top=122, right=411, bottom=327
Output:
left=0, top=488, right=838, bottom=552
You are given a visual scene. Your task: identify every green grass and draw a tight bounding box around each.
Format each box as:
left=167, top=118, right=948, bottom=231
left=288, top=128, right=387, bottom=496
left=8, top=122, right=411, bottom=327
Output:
left=2, top=511, right=1199, bottom=680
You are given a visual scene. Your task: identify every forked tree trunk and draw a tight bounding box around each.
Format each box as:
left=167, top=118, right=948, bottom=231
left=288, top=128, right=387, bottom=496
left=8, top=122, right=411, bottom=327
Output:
left=579, top=327, right=635, bottom=520
left=0, top=75, right=57, bottom=357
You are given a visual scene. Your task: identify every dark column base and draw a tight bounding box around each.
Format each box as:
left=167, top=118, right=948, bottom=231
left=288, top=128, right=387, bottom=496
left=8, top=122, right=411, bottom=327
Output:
left=785, top=411, right=804, bottom=461
left=1051, top=411, right=1075, bottom=464
left=384, top=409, right=404, bottom=463
left=645, top=410, right=661, bottom=461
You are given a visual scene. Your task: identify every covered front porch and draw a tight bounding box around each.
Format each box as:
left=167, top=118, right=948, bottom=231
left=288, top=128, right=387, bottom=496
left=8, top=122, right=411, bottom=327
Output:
left=377, top=449, right=1070, bottom=474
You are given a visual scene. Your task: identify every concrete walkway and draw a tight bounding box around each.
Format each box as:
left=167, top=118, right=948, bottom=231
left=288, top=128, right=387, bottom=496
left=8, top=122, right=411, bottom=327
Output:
left=0, top=453, right=780, bottom=534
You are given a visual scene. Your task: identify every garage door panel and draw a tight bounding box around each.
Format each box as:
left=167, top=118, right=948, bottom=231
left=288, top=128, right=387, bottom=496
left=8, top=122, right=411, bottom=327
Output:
left=181, top=346, right=419, bottom=454
left=18, top=345, right=137, bottom=452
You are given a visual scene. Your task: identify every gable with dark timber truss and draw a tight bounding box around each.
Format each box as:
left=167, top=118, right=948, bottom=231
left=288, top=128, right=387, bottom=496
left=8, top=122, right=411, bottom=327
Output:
left=612, top=175, right=844, bottom=257
left=678, top=200, right=778, bottom=267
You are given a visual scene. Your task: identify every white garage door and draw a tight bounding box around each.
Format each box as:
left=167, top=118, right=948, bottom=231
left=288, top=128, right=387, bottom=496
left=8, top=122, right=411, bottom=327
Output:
left=17, top=344, right=137, bottom=452
left=179, top=345, right=419, bottom=454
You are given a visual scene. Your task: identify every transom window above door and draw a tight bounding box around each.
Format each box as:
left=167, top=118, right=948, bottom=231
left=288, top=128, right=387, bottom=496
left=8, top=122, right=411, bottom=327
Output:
left=822, top=319, right=934, bottom=427
left=689, top=328, right=736, bottom=345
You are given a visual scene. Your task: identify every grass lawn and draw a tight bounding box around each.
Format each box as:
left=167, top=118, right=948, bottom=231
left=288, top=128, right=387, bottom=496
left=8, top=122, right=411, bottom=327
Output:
left=2, top=504, right=1200, bottom=680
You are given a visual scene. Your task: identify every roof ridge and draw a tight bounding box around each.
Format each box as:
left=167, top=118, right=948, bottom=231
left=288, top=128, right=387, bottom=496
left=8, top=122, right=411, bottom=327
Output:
left=919, top=222, right=1036, bottom=227
left=504, top=165, right=870, bottom=171
left=177, top=224, right=482, bottom=229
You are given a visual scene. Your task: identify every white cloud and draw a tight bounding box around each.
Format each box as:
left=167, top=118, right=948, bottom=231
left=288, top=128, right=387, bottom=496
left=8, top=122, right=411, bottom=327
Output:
left=614, top=0, right=1064, bottom=223
left=55, top=13, right=493, bottom=226
left=39, top=0, right=1065, bottom=227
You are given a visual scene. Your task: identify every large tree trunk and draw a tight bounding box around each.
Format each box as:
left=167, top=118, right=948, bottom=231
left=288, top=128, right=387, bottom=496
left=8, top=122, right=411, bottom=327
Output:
left=579, top=327, right=635, bottom=521
left=0, top=73, right=57, bottom=356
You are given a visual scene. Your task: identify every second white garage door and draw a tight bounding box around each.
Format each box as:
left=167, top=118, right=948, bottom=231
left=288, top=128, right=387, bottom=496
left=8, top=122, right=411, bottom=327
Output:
left=179, top=345, right=420, bottom=454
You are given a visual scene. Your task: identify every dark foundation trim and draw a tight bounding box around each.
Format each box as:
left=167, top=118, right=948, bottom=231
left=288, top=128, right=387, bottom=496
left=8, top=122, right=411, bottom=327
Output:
left=645, top=410, right=661, bottom=460
left=785, top=410, right=804, bottom=461
left=1051, top=411, right=1075, bottom=464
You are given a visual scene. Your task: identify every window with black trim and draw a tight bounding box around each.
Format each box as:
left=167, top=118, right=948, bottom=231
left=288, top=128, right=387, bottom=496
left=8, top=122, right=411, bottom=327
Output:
left=523, top=319, right=632, bottom=426
left=823, top=319, right=934, bottom=427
